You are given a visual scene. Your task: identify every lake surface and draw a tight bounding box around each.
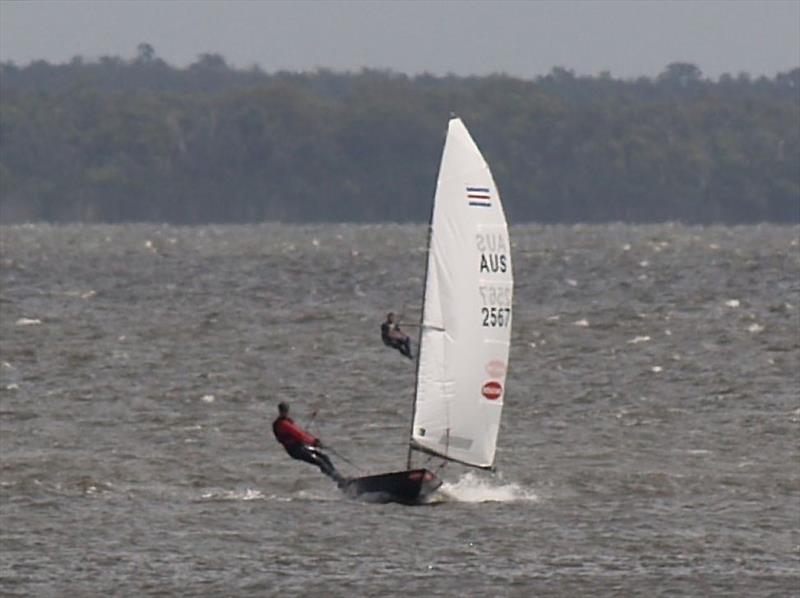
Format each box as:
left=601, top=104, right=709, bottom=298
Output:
left=1, top=223, right=798, bottom=596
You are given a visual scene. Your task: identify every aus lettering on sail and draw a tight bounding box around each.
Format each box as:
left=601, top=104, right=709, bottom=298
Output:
left=476, top=232, right=509, bottom=274
left=476, top=231, right=512, bottom=329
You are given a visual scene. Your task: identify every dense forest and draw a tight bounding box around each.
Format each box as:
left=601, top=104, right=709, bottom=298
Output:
left=1, top=46, right=798, bottom=224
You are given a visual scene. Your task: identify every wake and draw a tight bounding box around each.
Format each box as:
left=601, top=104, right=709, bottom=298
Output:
left=199, top=487, right=340, bottom=503
left=200, top=488, right=268, bottom=501
left=435, top=472, right=537, bottom=504
left=198, top=474, right=537, bottom=505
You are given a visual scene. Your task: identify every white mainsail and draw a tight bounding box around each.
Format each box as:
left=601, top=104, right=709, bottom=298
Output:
left=409, top=117, right=512, bottom=470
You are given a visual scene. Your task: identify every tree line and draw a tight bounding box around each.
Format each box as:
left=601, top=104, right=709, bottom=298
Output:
left=1, top=47, right=798, bottom=224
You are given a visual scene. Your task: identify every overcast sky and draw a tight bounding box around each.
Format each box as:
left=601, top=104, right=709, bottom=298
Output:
left=1, top=0, right=798, bottom=79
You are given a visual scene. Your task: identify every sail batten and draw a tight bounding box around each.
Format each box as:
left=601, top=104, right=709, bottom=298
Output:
left=410, top=117, right=512, bottom=470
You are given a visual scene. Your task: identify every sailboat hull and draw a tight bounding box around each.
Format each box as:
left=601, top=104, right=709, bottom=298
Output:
left=341, top=468, right=442, bottom=505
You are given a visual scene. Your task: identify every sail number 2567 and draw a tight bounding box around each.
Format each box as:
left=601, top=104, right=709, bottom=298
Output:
left=479, top=285, right=512, bottom=327
left=481, top=307, right=512, bottom=327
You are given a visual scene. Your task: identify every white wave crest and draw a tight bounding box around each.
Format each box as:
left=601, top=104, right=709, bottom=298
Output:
left=437, top=472, right=537, bottom=504
left=16, top=318, right=42, bottom=326
left=200, top=487, right=341, bottom=503
left=201, top=488, right=266, bottom=501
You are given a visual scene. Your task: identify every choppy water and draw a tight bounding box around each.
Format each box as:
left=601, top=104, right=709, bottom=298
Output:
left=0, top=223, right=798, bottom=596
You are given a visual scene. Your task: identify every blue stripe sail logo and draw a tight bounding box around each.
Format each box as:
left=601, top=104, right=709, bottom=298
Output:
left=467, top=186, right=492, bottom=208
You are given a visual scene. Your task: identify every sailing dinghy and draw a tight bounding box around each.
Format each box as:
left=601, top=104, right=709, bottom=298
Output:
left=342, top=116, right=513, bottom=504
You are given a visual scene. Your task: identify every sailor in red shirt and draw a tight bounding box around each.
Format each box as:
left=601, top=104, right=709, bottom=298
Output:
left=273, top=402, right=344, bottom=485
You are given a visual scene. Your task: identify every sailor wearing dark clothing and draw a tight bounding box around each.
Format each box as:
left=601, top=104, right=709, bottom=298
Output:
left=381, top=312, right=413, bottom=359
left=272, top=402, right=344, bottom=484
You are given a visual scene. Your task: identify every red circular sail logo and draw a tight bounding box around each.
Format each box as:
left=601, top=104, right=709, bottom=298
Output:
left=482, top=380, right=503, bottom=400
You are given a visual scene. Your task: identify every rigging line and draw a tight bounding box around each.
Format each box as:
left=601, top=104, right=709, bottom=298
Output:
left=326, top=445, right=365, bottom=473
left=424, top=453, right=448, bottom=473
left=308, top=408, right=363, bottom=473
left=306, top=409, right=321, bottom=436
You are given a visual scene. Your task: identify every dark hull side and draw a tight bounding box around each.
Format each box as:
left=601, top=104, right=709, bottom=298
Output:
left=341, top=469, right=442, bottom=505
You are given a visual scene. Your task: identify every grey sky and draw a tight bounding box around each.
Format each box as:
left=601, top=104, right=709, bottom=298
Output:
left=1, top=0, right=798, bottom=79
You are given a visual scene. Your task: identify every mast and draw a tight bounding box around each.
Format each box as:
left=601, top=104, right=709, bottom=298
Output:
left=406, top=117, right=452, bottom=470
